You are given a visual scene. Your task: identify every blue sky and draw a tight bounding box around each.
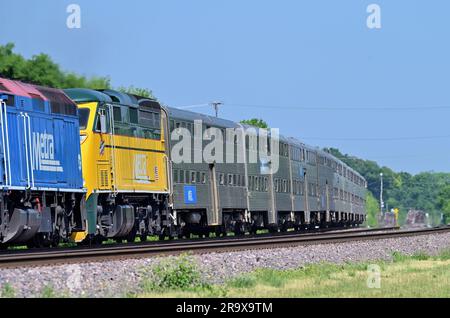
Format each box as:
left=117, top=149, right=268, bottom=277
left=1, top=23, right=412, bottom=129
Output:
left=1, top=0, right=449, bottom=174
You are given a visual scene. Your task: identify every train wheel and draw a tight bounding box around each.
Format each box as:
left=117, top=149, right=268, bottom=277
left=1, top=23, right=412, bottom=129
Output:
left=51, top=233, right=60, bottom=248
left=268, top=224, right=279, bottom=234
left=214, top=226, right=223, bottom=238
left=249, top=224, right=258, bottom=235
left=234, top=222, right=245, bottom=236
left=140, top=233, right=148, bottom=243
left=159, top=227, right=168, bottom=241
left=127, top=231, right=137, bottom=243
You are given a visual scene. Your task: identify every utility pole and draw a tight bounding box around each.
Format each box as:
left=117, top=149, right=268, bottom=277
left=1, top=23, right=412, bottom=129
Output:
left=379, top=172, right=384, bottom=216
left=211, top=101, right=223, bottom=118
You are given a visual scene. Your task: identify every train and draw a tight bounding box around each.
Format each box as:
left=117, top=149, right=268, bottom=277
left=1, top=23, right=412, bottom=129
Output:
left=0, top=77, right=367, bottom=247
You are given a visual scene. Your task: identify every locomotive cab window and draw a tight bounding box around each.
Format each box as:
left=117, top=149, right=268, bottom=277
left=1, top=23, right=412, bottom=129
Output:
left=1, top=94, right=15, bottom=106
left=78, top=108, right=90, bottom=130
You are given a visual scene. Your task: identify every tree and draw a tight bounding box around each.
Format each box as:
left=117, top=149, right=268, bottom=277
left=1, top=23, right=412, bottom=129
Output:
left=0, top=43, right=142, bottom=94
left=240, top=118, right=269, bottom=129
left=437, top=184, right=450, bottom=220
left=118, top=85, right=155, bottom=99
left=365, top=191, right=379, bottom=227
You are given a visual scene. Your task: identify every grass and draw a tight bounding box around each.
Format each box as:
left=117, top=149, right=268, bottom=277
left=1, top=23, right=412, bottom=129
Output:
left=137, top=249, right=450, bottom=298
left=1, top=250, right=449, bottom=298
left=0, top=283, right=16, bottom=298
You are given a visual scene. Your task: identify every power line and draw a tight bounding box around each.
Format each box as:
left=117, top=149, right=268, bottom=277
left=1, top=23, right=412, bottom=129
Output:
left=225, top=103, right=450, bottom=111
left=301, top=135, right=450, bottom=141
left=177, top=103, right=211, bottom=110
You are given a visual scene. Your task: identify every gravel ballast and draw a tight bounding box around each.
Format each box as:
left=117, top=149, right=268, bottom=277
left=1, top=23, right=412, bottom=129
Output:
left=1, top=232, right=450, bottom=298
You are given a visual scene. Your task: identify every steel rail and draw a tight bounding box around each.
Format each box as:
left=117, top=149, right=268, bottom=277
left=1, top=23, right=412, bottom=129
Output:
left=0, top=226, right=448, bottom=268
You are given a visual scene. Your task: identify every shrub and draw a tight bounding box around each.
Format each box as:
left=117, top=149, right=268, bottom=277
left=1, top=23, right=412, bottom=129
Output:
left=142, top=254, right=206, bottom=291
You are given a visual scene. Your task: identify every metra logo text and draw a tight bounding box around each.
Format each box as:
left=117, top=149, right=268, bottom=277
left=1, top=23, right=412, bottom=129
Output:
left=32, top=132, right=64, bottom=172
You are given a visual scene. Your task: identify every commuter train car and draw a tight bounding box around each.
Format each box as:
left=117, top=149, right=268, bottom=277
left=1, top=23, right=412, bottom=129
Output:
left=168, top=108, right=248, bottom=236
left=166, top=107, right=367, bottom=236
left=0, top=77, right=85, bottom=247
left=65, top=89, right=174, bottom=241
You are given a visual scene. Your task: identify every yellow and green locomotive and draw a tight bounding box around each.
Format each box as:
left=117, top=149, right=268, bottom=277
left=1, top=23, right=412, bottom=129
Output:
left=65, top=89, right=175, bottom=242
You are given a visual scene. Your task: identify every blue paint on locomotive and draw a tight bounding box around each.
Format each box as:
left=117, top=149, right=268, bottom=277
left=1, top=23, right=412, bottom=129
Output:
left=0, top=88, right=83, bottom=192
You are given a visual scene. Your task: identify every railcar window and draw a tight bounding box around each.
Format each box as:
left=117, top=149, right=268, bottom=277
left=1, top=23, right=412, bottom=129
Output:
left=113, top=106, right=122, bottom=122
left=36, top=87, right=77, bottom=116
left=196, top=171, right=201, bottom=184
left=179, top=170, right=185, bottom=183
left=201, top=172, right=207, bottom=184
left=129, top=108, right=139, bottom=124
left=228, top=174, right=233, bottom=186
left=173, top=170, right=179, bottom=183
left=170, top=120, right=175, bottom=132
left=29, top=94, right=45, bottom=112
left=2, top=94, right=15, bottom=106
left=139, top=110, right=154, bottom=130
left=185, top=171, right=190, bottom=184
left=219, top=173, right=225, bottom=185
left=78, top=108, right=90, bottom=130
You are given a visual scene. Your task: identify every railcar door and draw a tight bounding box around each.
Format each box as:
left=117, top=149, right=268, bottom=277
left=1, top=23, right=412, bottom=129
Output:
left=208, top=163, right=220, bottom=225
left=13, top=111, right=35, bottom=188
left=0, top=99, right=11, bottom=187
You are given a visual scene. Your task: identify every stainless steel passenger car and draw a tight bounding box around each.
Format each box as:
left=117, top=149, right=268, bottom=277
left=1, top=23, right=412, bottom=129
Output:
left=166, top=107, right=367, bottom=236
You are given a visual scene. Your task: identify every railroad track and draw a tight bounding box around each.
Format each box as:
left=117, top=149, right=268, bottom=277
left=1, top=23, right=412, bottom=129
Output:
left=0, top=226, right=448, bottom=268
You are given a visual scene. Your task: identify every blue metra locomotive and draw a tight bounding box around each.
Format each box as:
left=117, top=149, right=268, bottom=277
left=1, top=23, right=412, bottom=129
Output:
left=0, top=77, right=85, bottom=247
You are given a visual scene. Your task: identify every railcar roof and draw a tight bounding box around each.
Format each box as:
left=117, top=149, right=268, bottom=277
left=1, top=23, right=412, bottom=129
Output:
left=167, top=106, right=364, bottom=179
left=64, top=88, right=113, bottom=103
left=166, top=106, right=239, bottom=128
left=65, top=88, right=161, bottom=111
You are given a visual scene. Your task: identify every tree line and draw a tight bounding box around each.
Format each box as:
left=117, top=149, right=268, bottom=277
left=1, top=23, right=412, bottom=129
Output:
left=324, top=148, right=450, bottom=226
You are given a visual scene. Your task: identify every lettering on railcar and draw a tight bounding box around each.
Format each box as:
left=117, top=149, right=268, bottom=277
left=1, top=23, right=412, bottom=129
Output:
left=32, top=132, right=64, bottom=172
